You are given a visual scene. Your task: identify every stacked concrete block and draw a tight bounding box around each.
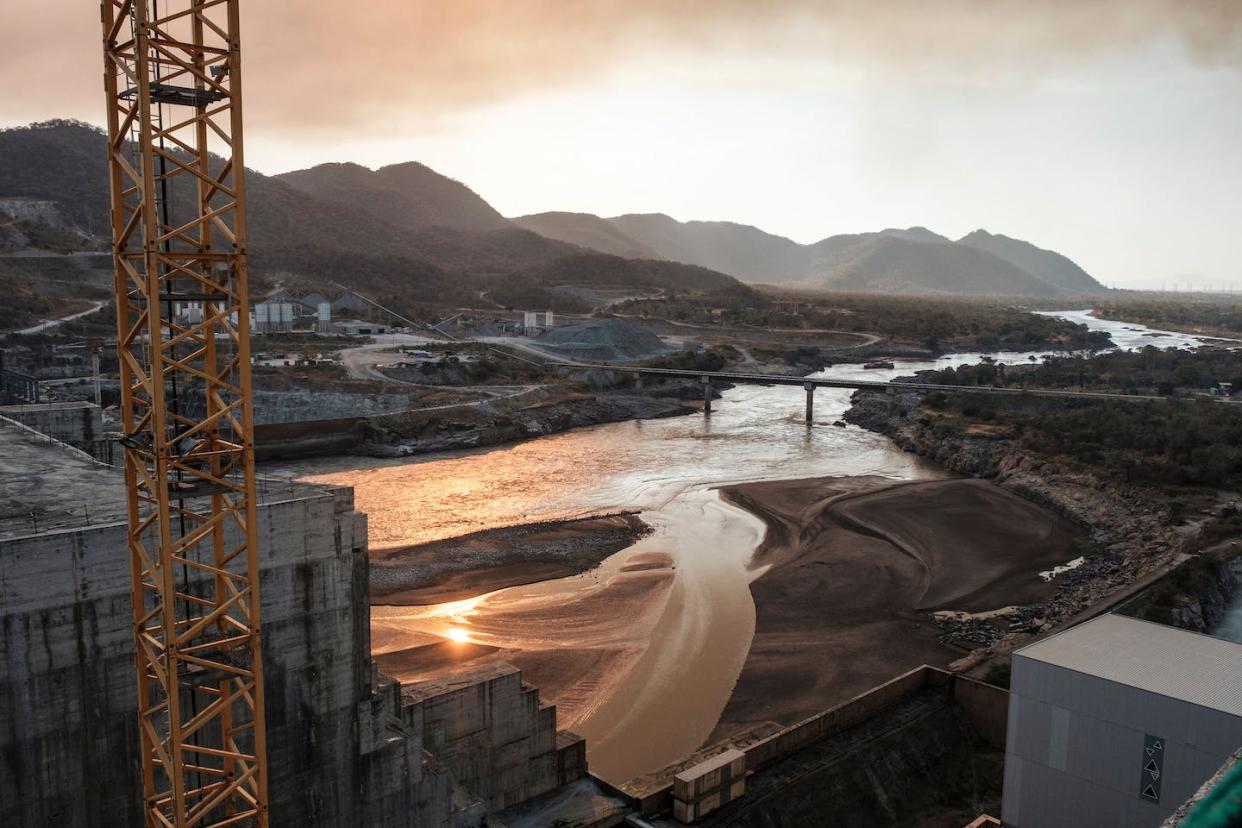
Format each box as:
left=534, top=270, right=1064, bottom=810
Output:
left=403, top=662, right=583, bottom=812
left=672, top=748, right=747, bottom=823
left=556, top=730, right=588, bottom=786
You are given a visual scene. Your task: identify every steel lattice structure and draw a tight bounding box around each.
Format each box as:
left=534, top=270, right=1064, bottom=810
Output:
left=101, top=2, right=268, bottom=825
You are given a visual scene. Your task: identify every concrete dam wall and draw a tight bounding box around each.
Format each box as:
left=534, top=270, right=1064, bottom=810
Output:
left=0, top=483, right=453, bottom=826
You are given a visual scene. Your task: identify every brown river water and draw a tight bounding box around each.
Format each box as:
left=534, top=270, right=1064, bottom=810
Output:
left=275, top=313, right=1212, bottom=782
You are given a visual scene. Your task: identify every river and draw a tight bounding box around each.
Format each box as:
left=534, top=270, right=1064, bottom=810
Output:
left=276, top=310, right=1224, bottom=782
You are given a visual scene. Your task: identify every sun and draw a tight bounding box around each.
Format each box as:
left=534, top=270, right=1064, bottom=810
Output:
left=446, top=627, right=471, bottom=644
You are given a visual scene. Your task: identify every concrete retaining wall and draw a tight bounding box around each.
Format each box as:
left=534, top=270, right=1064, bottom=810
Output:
left=0, top=401, right=102, bottom=443
left=629, top=666, right=1007, bottom=819
left=745, top=666, right=947, bottom=775
left=954, top=675, right=1010, bottom=751
left=255, top=415, right=368, bottom=460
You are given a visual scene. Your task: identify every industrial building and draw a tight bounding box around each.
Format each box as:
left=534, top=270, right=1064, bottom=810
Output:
left=1002, top=614, right=1242, bottom=828
left=334, top=318, right=392, bottom=336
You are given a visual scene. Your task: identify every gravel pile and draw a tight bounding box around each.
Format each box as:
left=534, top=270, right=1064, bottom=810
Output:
left=538, top=317, right=670, bottom=362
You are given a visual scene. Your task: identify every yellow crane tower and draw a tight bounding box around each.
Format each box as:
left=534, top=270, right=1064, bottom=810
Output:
left=100, top=2, right=269, bottom=824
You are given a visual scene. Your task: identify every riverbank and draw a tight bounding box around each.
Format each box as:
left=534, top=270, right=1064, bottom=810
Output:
left=843, top=383, right=1204, bottom=665
left=708, top=475, right=1079, bottom=743
left=362, top=471, right=1082, bottom=761
left=371, top=513, right=651, bottom=604
left=257, top=389, right=696, bottom=460
left=1086, top=305, right=1242, bottom=344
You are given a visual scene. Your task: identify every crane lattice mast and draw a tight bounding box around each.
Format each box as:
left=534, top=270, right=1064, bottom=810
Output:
left=101, top=1, right=268, bottom=824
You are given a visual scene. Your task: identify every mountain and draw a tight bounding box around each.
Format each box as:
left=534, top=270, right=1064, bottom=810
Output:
left=808, top=227, right=950, bottom=275
left=0, top=121, right=749, bottom=306
left=511, top=209, right=1100, bottom=296
left=607, top=214, right=810, bottom=283
left=817, top=235, right=1062, bottom=296
left=957, top=229, right=1102, bottom=293
left=0, top=120, right=113, bottom=235
left=512, top=212, right=658, bottom=259
left=485, top=252, right=755, bottom=310
left=0, top=121, right=467, bottom=266
left=4, top=120, right=1102, bottom=301
left=511, top=212, right=968, bottom=286
left=275, top=161, right=509, bottom=234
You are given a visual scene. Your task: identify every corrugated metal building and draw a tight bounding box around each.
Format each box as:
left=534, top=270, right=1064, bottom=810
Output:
left=1003, top=614, right=1242, bottom=828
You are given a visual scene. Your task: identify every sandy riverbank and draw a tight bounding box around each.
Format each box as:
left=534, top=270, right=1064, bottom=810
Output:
left=709, top=475, right=1079, bottom=743
left=367, top=471, right=1081, bottom=783
left=371, top=513, right=651, bottom=604
left=369, top=543, right=677, bottom=740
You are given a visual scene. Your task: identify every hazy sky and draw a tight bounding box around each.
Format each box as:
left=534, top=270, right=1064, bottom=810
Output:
left=4, top=1, right=1242, bottom=289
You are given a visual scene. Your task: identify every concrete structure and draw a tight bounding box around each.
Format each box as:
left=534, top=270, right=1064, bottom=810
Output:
left=631, top=665, right=1009, bottom=825
left=1003, top=614, right=1242, bottom=828
left=0, top=428, right=584, bottom=826
left=673, top=749, right=745, bottom=823
left=402, top=662, right=585, bottom=812
left=0, top=364, right=40, bottom=404
left=0, top=401, right=103, bottom=444
left=0, top=428, right=450, bottom=826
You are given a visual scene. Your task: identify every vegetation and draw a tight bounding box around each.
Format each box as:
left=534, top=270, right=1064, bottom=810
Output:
left=620, top=292, right=1112, bottom=353
left=926, top=347, right=1242, bottom=396
left=0, top=290, right=70, bottom=332
left=1093, top=296, right=1242, bottom=336
left=646, top=345, right=743, bottom=373
left=916, top=350, right=1242, bottom=487
left=1121, top=543, right=1242, bottom=629
left=0, top=295, right=112, bottom=339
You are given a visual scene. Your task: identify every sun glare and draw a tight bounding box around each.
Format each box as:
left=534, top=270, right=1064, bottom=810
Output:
left=446, top=627, right=471, bottom=644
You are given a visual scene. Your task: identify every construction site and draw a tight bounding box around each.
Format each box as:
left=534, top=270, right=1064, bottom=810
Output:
left=3, top=3, right=1242, bottom=828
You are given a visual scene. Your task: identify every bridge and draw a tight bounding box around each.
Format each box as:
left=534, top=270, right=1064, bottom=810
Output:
left=544, top=361, right=1237, bottom=423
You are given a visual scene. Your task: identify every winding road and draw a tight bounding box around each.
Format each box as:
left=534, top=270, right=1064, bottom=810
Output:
left=13, top=300, right=107, bottom=335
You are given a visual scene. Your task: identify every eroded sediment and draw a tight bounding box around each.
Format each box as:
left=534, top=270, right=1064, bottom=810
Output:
left=709, top=475, right=1078, bottom=743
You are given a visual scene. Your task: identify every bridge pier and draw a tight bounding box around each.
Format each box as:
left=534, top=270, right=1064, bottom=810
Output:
left=702, top=375, right=712, bottom=415
left=804, top=381, right=814, bottom=424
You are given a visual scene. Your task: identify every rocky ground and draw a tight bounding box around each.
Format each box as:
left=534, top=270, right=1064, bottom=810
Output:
left=360, top=391, right=692, bottom=457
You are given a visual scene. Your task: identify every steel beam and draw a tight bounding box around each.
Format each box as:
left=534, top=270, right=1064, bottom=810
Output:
left=101, top=2, right=268, bottom=825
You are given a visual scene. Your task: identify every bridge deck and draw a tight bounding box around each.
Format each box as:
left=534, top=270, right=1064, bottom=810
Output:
left=545, top=362, right=1237, bottom=405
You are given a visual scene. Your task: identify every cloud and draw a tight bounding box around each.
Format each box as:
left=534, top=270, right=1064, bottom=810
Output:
left=3, top=1, right=1241, bottom=132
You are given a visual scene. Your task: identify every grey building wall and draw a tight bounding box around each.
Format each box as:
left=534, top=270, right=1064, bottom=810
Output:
left=0, top=485, right=452, bottom=827
left=1003, top=654, right=1242, bottom=828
